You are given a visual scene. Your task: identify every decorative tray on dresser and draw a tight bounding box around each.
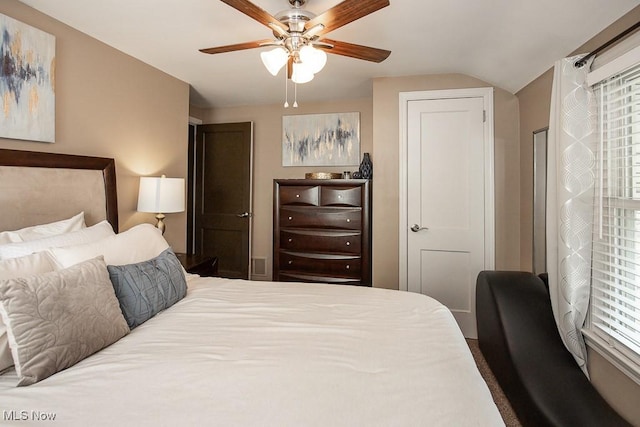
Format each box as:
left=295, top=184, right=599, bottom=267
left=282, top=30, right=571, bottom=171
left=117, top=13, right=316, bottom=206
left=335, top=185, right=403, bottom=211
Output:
left=273, top=179, right=371, bottom=286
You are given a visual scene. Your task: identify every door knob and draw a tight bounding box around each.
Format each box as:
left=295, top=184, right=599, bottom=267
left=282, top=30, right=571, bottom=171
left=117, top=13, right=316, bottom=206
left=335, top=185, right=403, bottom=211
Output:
left=411, top=224, right=429, bottom=232
left=237, top=212, right=252, bottom=218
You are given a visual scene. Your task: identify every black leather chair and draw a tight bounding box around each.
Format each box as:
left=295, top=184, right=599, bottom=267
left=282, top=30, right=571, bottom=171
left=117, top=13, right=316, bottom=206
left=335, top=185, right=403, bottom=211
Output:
left=476, top=270, right=631, bottom=427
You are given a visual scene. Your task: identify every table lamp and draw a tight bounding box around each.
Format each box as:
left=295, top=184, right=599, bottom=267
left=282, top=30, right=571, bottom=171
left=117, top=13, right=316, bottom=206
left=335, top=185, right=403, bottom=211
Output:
left=137, top=175, right=185, bottom=234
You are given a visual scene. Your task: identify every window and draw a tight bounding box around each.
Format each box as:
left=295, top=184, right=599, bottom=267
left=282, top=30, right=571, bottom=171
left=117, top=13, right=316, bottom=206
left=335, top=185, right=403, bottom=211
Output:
left=589, top=56, right=640, bottom=367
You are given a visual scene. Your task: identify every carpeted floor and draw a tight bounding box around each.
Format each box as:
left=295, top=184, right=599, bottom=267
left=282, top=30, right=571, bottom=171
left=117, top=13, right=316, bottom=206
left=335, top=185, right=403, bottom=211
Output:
left=466, top=339, right=522, bottom=427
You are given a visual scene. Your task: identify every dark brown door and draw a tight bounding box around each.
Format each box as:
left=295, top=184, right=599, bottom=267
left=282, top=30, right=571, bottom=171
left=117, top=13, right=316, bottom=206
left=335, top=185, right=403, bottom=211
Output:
left=192, top=122, right=253, bottom=279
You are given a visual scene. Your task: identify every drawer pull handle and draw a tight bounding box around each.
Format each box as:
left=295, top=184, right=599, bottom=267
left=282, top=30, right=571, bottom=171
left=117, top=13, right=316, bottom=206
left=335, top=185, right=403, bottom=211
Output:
left=296, top=194, right=300, bottom=198
left=346, top=265, right=350, bottom=270
left=288, top=238, right=293, bottom=243
left=288, top=216, right=293, bottom=221
left=338, top=195, right=343, bottom=198
left=346, top=219, right=351, bottom=223
left=346, top=242, right=350, bottom=246
left=288, top=261, right=293, bottom=265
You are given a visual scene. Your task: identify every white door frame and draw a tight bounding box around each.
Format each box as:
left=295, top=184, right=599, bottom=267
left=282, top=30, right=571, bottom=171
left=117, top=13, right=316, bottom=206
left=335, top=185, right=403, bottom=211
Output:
left=399, top=88, right=495, bottom=291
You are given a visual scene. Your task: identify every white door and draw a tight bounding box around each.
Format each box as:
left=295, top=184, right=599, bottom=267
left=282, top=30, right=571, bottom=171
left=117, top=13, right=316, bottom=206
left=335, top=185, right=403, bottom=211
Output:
left=400, top=89, right=494, bottom=338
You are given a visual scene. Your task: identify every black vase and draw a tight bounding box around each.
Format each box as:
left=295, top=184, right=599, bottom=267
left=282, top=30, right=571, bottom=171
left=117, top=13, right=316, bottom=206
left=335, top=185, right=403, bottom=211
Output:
left=359, top=152, right=373, bottom=179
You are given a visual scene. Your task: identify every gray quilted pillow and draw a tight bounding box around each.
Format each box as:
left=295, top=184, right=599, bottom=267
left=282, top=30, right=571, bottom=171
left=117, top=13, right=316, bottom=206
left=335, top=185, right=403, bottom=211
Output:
left=0, top=257, right=130, bottom=386
left=107, top=248, right=186, bottom=329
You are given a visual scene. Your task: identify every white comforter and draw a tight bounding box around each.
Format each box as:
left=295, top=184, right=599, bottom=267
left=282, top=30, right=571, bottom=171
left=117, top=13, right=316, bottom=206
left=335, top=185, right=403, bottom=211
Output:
left=0, top=276, right=503, bottom=426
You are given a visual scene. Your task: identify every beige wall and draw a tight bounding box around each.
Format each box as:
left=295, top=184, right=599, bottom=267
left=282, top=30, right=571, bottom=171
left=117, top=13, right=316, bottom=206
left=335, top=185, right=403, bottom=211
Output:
left=197, top=74, right=521, bottom=287
left=194, top=99, right=373, bottom=279
left=587, top=348, right=640, bottom=424
left=516, top=6, right=640, bottom=425
left=516, top=69, right=553, bottom=270
left=0, top=0, right=190, bottom=252
left=372, top=74, right=521, bottom=289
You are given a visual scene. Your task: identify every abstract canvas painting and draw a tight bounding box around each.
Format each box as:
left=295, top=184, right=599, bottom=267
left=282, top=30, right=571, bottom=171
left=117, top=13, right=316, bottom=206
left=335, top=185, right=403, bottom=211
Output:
left=282, top=112, right=360, bottom=166
left=0, top=14, right=55, bottom=143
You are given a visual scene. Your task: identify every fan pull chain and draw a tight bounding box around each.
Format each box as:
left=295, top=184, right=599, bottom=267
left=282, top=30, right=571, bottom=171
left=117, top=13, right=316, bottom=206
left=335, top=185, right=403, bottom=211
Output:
left=293, top=83, right=298, bottom=108
left=284, top=70, right=289, bottom=108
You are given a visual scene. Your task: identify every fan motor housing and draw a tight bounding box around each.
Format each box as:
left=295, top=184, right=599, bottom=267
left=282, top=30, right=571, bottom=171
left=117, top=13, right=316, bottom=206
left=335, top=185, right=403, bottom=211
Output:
left=275, top=6, right=315, bottom=33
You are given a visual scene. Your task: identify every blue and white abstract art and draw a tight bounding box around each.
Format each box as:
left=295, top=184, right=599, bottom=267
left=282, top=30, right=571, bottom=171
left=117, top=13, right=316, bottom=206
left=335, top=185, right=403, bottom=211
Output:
left=282, top=112, right=360, bottom=167
left=0, top=14, right=55, bottom=143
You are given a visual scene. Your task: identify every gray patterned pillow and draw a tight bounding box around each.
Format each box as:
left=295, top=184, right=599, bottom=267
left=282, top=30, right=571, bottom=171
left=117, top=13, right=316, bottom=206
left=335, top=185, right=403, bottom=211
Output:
left=107, top=248, right=187, bottom=329
left=0, top=257, right=130, bottom=386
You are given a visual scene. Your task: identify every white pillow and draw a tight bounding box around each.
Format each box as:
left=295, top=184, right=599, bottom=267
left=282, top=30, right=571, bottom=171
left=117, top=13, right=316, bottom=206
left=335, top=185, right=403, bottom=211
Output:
left=0, top=212, right=86, bottom=244
left=0, top=221, right=115, bottom=261
left=49, top=224, right=170, bottom=268
left=0, top=252, right=58, bottom=280
left=0, top=252, right=59, bottom=373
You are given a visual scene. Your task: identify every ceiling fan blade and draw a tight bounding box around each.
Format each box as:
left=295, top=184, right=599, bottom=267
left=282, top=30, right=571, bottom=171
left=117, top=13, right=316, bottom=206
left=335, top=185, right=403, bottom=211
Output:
left=220, top=0, right=288, bottom=32
left=305, top=0, right=389, bottom=36
left=199, top=39, right=274, bottom=54
left=318, top=38, right=391, bottom=63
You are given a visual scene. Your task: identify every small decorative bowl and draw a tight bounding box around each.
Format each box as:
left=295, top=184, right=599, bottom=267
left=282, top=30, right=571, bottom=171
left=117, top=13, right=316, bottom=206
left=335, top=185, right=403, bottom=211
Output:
left=305, top=172, right=343, bottom=180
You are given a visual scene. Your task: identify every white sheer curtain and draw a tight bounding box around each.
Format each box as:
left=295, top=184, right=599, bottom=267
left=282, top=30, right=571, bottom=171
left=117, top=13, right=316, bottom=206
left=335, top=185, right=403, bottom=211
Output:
left=546, top=55, right=597, bottom=373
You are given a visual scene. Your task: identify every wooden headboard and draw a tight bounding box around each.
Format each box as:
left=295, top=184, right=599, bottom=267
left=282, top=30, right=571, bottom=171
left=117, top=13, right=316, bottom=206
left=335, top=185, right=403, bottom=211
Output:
left=0, top=149, right=118, bottom=232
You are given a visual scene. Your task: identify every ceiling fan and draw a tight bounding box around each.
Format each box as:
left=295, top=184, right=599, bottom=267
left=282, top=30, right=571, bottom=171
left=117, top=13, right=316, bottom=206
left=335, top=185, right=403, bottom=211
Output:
left=200, top=0, right=391, bottom=83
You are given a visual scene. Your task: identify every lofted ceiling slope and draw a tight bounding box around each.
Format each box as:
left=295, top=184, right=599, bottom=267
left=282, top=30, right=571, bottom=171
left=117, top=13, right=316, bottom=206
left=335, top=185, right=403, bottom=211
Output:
left=19, top=0, right=640, bottom=108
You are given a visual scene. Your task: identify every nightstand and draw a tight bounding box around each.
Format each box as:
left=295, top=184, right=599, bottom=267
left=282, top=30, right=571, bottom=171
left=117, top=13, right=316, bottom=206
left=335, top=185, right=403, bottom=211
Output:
left=175, top=253, right=218, bottom=277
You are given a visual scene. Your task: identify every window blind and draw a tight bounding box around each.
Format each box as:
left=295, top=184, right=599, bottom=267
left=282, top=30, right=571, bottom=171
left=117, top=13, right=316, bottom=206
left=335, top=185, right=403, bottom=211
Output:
left=591, top=62, right=640, bottom=359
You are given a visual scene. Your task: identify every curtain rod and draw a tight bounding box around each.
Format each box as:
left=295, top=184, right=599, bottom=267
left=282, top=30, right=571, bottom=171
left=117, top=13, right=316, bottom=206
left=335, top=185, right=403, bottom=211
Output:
left=575, top=20, right=640, bottom=68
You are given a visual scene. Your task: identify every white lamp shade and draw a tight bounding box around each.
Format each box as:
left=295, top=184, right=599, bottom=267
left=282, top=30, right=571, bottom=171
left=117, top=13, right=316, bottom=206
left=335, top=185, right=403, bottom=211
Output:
left=291, top=62, right=314, bottom=84
left=260, top=48, right=289, bottom=76
left=137, top=176, right=185, bottom=214
left=299, top=45, right=327, bottom=74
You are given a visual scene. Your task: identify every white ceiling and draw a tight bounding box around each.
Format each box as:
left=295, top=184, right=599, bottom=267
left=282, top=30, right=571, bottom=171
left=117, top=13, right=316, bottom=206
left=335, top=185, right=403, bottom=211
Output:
left=19, top=0, right=640, bottom=108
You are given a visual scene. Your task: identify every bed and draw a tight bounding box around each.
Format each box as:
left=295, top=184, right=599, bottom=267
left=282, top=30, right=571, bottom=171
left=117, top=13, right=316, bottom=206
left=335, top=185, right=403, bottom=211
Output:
left=0, top=148, right=504, bottom=426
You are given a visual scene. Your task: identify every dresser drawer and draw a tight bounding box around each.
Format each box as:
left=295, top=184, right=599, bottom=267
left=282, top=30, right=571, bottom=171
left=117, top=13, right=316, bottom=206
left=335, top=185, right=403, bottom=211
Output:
left=279, top=251, right=361, bottom=278
left=279, top=186, right=319, bottom=206
left=278, top=272, right=364, bottom=286
left=280, top=207, right=361, bottom=230
left=280, top=229, right=361, bottom=254
left=321, top=186, right=362, bottom=207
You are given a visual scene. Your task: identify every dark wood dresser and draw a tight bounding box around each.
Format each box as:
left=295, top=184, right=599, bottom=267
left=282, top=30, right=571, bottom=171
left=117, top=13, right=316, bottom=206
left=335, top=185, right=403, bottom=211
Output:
left=273, top=179, right=371, bottom=286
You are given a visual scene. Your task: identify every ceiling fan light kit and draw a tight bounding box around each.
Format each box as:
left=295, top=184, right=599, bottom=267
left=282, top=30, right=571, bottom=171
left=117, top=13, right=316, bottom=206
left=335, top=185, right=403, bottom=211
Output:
left=291, top=61, right=315, bottom=84
left=299, top=45, right=327, bottom=74
left=200, top=0, right=391, bottom=105
left=261, top=47, right=289, bottom=75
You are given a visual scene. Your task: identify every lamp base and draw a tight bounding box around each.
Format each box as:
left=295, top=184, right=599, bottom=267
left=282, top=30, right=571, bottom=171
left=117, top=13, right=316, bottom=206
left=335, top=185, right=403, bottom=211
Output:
left=155, top=213, right=166, bottom=235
